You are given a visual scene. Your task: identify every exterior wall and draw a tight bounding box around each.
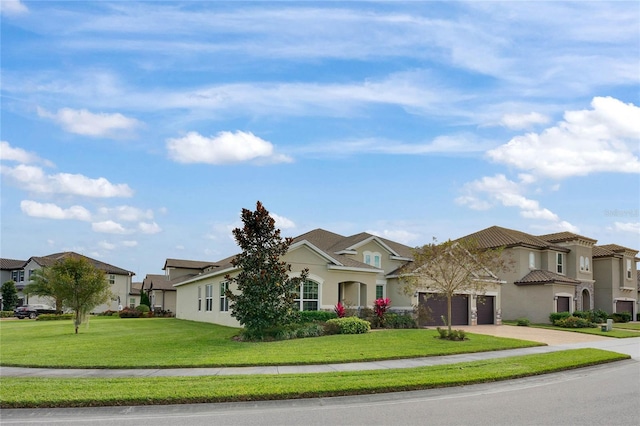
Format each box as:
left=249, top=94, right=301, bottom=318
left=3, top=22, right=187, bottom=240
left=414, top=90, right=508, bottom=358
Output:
left=149, top=290, right=177, bottom=312
left=593, top=255, right=637, bottom=318
left=502, top=284, right=558, bottom=324
left=166, top=267, right=204, bottom=281
left=175, top=273, right=241, bottom=328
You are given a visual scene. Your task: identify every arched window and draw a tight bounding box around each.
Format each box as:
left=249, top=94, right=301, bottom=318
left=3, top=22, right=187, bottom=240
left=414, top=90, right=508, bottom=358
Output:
left=585, top=257, right=590, bottom=272
left=579, top=256, right=585, bottom=271
left=293, top=280, right=319, bottom=311
left=529, top=252, right=535, bottom=269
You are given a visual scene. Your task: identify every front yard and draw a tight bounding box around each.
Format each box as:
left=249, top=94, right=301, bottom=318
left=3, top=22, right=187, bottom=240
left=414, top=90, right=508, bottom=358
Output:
left=0, top=317, right=544, bottom=368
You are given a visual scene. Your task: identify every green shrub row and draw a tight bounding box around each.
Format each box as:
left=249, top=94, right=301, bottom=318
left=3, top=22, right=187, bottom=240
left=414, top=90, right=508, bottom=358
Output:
left=325, top=317, right=371, bottom=334
left=295, top=310, right=338, bottom=323
left=384, top=313, right=418, bottom=329
left=36, top=314, right=74, bottom=321
left=435, top=327, right=467, bottom=340
left=553, top=316, right=596, bottom=328
left=610, top=312, right=632, bottom=323
left=1, top=311, right=14, bottom=318
left=551, top=310, right=631, bottom=326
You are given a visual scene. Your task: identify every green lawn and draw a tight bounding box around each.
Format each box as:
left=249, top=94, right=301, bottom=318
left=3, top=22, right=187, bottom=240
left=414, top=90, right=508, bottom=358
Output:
left=0, top=317, right=544, bottom=368
left=0, top=348, right=628, bottom=408
left=503, top=321, right=640, bottom=338
left=612, top=323, right=640, bottom=331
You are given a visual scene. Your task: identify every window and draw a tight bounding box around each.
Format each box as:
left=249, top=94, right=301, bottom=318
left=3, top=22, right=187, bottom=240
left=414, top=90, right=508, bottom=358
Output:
left=585, top=257, right=590, bottom=272
left=198, top=286, right=202, bottom=311
left=529, top=252, right=535, bottom=269
left=11, top=270, right=24, bottom=282
left=293, top=280, right=319, bottom=311
left=129, top=298, right=135, bottom=309
left=627, top=259, right=632, bottom=279
left=556, top=253, right=564, bottom=274
left=364, top=251, right=382, bottom=268
left=579, top=256, right=585, bottom=271
left=365, top=254, right=371, bottom=265
left=108, top=274, right=116, bottom=285
left=376, top=285, right=384, bottom=299
left=28, top=269, right=35, bottom=280
left=220, top=282, right=229, bottom=312
left=374, top=255, right=381, bottom=268
left=205, top=285, right=213, bottom=311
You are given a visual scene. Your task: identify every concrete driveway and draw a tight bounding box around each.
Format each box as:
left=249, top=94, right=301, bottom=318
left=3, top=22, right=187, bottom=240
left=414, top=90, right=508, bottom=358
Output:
left=455, top=324, right=611, bottom=345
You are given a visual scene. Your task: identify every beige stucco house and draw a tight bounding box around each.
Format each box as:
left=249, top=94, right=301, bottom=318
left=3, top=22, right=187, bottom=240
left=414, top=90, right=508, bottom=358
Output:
left=460, top=226, right=638, bottom=323
left=0, top=252, right=135, bottom=313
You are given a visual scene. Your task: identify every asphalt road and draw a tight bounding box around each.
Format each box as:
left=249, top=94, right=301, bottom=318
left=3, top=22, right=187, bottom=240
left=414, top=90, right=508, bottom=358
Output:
left=3, top=359, right=639, bottom=426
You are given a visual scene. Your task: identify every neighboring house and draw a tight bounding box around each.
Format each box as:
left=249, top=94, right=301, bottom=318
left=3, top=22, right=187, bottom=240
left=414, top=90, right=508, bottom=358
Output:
left=0, top=258, right=27, bottom=309
left=172, top=229, right=505, bottom=328
left=0, top=252, right=135, bottom=313
left=128, top=282, right=143, bottom=309
left=592, top=244, right=639, bottom=318
left=461, top=226, right=638, bottom=323
left=141, top=275, right=180, bottom=313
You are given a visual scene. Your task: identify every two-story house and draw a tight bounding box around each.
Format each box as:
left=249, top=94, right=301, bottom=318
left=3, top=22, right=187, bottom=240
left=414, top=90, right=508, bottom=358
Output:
left=0, top=252, right=135, bottom=313
left=592, top=244, right=639, bottom=318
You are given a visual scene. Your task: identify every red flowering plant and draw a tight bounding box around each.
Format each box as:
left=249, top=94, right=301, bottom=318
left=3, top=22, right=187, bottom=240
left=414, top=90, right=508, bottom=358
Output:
left=373, top=297, right=391, bottom=328
left=334, top=301, right=346, bottom=318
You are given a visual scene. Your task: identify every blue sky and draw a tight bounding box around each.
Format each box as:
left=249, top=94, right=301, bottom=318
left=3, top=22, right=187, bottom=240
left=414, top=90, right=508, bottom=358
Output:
left=1, top=1, right=639, bottom=279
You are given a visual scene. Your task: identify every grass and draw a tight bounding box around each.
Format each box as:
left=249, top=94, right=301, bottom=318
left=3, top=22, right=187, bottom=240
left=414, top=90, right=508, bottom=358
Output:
left=612, top=323, right=640, bottom=331
left=503, top=320, right=640, bottom=338
left=0, top=317, right=545, bottom=368
left=0, top=348, right=628, bottom=408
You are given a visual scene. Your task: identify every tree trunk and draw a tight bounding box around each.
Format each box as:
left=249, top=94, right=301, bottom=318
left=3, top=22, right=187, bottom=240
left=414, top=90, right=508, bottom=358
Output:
left=74, top=312, right=79, bottom=334
left=447, top=294, right=452, bottom=335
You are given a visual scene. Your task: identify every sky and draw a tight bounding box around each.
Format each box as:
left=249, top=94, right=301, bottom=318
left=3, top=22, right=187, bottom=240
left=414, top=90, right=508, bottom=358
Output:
left=1, top=0, right=639, bottom=279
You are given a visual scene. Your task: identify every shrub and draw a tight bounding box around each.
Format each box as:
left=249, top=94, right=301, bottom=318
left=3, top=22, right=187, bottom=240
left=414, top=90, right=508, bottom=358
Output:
left=334, top=302, right=346, bottom=318
left=36, top=313, right=74, bottom=321
left=297, top=310, right=337, bottom=323
left=435, top=327, right=467, bottom=341
left=1, top=311, right=14, bottom=318
left=549, top=311, right=571, bottom=324
left=385, top=313, right=417, bottom=329
left=573, top=310, right=608, bottom=323
left=554, top=316, right=596, bottom=328
left=356, top=307, right=374, bottom=323
left=373, top=298, right=391, bottom=328
left=610, top=312, right=631, bottom=323
left=135, top=304, right=150, bottom=313
left=325, top=317, right=371, bottom=334
left=516, top=318, right=530, bottom=326
left=119, top=308, right=142, bottom=318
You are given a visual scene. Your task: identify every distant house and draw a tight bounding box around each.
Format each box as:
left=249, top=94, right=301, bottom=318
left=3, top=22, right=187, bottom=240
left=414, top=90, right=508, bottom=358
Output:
left=592, top=244, right=639, bottom=317
left=0, top=252, right=135, bottom=313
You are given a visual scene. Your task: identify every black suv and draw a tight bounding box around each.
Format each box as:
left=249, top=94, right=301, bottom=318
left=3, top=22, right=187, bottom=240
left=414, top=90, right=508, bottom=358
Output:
left=14, top=304, right=57, bottom=319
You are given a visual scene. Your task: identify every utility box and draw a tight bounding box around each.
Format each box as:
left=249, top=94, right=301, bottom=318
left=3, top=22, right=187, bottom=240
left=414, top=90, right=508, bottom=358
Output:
left=606, top=319, right=613, bottom=331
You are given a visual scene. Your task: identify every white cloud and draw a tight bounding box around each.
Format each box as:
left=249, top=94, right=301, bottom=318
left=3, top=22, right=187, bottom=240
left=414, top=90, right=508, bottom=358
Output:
left=98, top=206, right=153, bottom=222
left=98, top=241, right=116, bottom=250
left=122, top=240, right=138, bottom=247
left=0, top=0, right=28, bottom=16
left=500, top=112, right=550, bottom=130
left=271, top=213, right=296, bottom=229
left=92, top=220, right=130, bottom=234
left=138, top=221, right=162, bottom=234
left=366, top=229, right=420, bottom=246
left=37, top=107, right=141, bottom=138
left=1, top=164, right=134, bottom=197
left=167, top=131, right=292, bottom=165
left=456, top=174, right=577, bottom=230
left=488, top=97, right=640, bottom=179
left=613, top=222, right=640, bottom=234
left=20, top=200, right=92, bottom=221
left=0, top=141, right=53, bottom=166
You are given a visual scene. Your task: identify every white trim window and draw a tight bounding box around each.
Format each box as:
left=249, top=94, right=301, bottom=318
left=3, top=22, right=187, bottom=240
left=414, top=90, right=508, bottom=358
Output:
left=205, top=284, right=213, bottom=311
left=579, top=256, right=585, bottom=271
left=529, top=252, right=535, bottom=269
left=198, top=286, right=202, bottom=311
left=556, top=253, right=564, bottom=274
left=364, top=251, right=382, bottom=268
left=108, top=274, right=116, bottom=285
left=293, top=280, right=319, bottom=311
left=220, top=282, right=229, bottom=312
left=376, top=284, right=384, bottom=299
left=626, top=259, right=632, bottom=279
left=585, top=257, right=590, bottom=272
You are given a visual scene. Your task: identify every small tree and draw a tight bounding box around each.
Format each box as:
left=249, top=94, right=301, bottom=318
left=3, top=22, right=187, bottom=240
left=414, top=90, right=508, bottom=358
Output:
left=1, top=281, right=19, bottom=311
left=401, top=238, right=508, bottom=336
left=225, top=201, right=309, bottom=338
left=27, top=256, right=112, bottom=334
left=140, top=291, right=151, bottom=309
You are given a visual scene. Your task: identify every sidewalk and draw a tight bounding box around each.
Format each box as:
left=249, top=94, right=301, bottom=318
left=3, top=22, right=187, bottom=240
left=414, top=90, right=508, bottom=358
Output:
left=2, top=334, right=638, bottom=378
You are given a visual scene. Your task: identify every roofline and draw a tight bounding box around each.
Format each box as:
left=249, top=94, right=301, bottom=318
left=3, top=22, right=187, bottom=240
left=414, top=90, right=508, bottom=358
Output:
left=172, top=266, right=238, bottom=287
left=326, top=264, right=384, bottom=274
left=289, top=240, right=344, bottom=266
left=344, top=235, right=402, bottom=257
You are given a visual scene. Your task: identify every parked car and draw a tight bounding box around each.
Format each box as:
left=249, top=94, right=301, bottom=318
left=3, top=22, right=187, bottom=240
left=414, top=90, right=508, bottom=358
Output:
left=14, top=304, right=57, bottom=319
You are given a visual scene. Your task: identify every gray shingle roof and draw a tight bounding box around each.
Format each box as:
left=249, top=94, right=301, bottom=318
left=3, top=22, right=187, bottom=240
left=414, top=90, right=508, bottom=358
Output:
left=143, top=274, right=183, bottom=291
left=29, top=252, right=134, bottom=276
left=0, top=258, right=27, bottom=270
left=461, top=226, right=569, bottom=252
left=163, top=259, right=217, bottom=270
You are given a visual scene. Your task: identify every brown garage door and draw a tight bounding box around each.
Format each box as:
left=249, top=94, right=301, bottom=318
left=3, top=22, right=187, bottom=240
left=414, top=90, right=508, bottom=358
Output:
left=616, top=300, right=634, bottom=315
left=419, top=293, right=468, bottom=326
left=476, top=295, right=495, bottom=325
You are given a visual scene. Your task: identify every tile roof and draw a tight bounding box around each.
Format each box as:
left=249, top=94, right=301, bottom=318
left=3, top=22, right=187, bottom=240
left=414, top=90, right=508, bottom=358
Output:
left=537, top=232, right=597, bottom=244
left=515, top=270, right=581, bottom=285
left=0, top=258, right=27, bottom=270
left=461, top=226, right=565, bottom=251
left=28, top=252, right=134, bottom=275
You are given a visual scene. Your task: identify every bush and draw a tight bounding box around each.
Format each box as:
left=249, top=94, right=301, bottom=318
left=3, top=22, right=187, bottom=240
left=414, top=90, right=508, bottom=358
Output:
left=385, top=313, right=417, bottom=329
left=435, top=327, right=467, bottom=341
left=554, top=316, right=596, bottom=328
left=135, top=304, right=150, bottom=313
left=610, top=312, right=632, bottom=323
left=516, top=318, right=530, bottom=326
left=573, top=309, right=608, bottom=323
left=296, top=310, right=337, bottom=323
left=119, top=308, right=142, bottom=318
left=1, top=311, right=14, bottom=318
left=373, top=298, right=391, bottom=328
left=325, top=317, right=371, bottom=334
left=36, top=313, right=74, bottom=321
left=549, top=311, right=571, bottom=324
